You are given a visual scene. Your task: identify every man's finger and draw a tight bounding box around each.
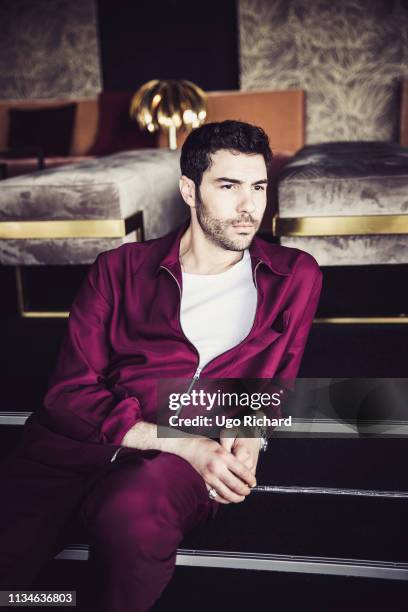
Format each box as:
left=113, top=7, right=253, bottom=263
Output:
left=219, top=436, right=234, bottom=453
left=210, top=476, right=248, bottom=503
left=204, top=482, right=230, bottom=504
left=219, top=466, right=253, bottom=496
left=224, top=454, right=256, bottom=488
left=219, top=426, right=239, bottom=453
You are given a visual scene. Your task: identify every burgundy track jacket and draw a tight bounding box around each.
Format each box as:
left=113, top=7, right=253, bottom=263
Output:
left=21, top=218, right=322, bottom=470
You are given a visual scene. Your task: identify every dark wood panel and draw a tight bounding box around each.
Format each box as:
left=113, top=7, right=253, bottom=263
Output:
left=97, top=0, right=239, bottom=92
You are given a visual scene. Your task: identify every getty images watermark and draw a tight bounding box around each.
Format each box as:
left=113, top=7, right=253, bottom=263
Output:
left=156, top=378, right=408, bottom=439
left=156, top=378, right=292, bottom=438
left=167, top=387, right=291, bottom=429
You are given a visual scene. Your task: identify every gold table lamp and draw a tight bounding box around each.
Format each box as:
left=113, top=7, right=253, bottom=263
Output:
left=130, top=79, right=207, bottom=149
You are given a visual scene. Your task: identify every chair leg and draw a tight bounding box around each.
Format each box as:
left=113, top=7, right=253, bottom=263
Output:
left=14, top=266, right=25, bottom=317
left=14, top=266, right=69, bottom=319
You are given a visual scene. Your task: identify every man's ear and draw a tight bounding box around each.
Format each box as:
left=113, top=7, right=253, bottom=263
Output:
left=179, top=175, right=196, bottom=208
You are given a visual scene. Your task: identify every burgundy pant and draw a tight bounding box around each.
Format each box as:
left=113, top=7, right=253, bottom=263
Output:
left=0, top=443, right=219, bottom=612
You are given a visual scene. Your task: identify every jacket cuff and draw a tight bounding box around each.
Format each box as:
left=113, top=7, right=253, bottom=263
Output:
left=100, top=396, right=143, bottom=445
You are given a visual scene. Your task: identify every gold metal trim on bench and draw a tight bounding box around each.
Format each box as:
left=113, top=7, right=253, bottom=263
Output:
left=11, top=212, right=144, bottom=318
left=0, top=213, right=145, bottom=240
left=0, top=219, right=126, bottom=239
left=272, top=214, right=408, bottom=237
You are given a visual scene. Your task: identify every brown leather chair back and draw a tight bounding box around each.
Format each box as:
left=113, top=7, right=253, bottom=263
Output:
left=158, top=88, right=305, bottom=154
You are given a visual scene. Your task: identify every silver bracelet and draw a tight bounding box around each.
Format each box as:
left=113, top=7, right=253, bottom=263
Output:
left=258, top=433, right=268, bottom=452
left=254, top=422, right=268, bottom=452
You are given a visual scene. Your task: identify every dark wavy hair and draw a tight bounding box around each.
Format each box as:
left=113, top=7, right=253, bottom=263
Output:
left=180, top=120, right=272, bottom=188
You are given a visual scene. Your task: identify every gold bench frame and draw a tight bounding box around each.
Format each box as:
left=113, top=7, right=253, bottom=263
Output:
left=3, top=211, right=144, bottom=318
left=272, top=213, right=408, bottom=324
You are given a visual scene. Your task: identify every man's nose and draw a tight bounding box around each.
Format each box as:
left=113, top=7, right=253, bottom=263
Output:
left=236, top=188, right=256, bottom=214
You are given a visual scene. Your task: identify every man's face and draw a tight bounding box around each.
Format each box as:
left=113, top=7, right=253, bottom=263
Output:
left=194, top=149, right=268, bottom=251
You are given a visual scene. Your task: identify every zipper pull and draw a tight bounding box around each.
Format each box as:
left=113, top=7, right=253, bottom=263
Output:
left=175, top=366, right=202, bottom=417
left=186, top=366, right=202, bottom=395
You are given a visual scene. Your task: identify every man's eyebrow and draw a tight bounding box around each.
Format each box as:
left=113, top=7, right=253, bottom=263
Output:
left=214, top=177, right=268, bottom=185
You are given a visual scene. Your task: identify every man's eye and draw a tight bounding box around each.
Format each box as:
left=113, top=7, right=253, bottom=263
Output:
left=221, top=184, right=234, bottom=190
left=253, top=185, right=265, bottom=191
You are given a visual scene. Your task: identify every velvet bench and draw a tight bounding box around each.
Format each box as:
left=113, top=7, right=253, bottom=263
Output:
left=275, top=141, right=408, bottom=325
left=275, top=141, right=408, bottom=266
left=0, top=148, right=188, bottom=315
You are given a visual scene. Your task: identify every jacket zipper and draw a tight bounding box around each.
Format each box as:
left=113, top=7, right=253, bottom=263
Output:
left=160, top=265, right=201, bottom=393
left=161, top=260, right=262, bottom=395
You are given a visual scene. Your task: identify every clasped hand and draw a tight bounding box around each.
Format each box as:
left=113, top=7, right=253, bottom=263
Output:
left=202, top=425, right=261, bottom=504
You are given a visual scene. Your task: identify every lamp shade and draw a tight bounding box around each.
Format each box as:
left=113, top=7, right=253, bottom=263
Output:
left=130, top=79, right=207, bottom=149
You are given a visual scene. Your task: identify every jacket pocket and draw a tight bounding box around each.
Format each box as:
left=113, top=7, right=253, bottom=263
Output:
left=270, top=308, right=291, bottom=334
left=253, top=309, right=290, bottom=348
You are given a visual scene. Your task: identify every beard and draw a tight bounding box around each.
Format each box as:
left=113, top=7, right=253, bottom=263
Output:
left=195, top=188, right=260, bottom=251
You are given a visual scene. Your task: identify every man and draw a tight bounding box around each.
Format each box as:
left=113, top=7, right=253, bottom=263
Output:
left=0, top=120, right=322, bottom=610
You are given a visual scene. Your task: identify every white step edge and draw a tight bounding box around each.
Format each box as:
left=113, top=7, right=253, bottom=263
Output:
left=54, top=546, right=408, bottom=581
left=251, top=485, right=408, bottom=498
left=0, top=412, right=32, bottom=425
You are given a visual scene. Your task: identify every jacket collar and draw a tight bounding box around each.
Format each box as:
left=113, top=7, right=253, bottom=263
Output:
left=154, top=218, right=293, bottom=282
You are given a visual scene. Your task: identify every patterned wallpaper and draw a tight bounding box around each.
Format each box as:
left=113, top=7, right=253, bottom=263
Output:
left=238, top=0, right=408, bottom=143
left=2, top=0, right=407, bottom=140
left=0, top=0, right=101, bottom=99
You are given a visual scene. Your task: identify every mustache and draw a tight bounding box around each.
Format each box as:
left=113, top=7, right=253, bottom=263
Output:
left=230, top=216, right=257, bottom=226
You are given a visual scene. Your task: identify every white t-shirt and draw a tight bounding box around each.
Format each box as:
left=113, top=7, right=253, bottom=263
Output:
left=180, top=249, right=257, bottom=370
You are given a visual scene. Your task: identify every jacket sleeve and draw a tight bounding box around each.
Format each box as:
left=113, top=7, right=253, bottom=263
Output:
left=41, top=252, right=143, bottom=446
left=240, top=253, right=323, bottom=438
left=275, top=255, right=323, bottom=385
